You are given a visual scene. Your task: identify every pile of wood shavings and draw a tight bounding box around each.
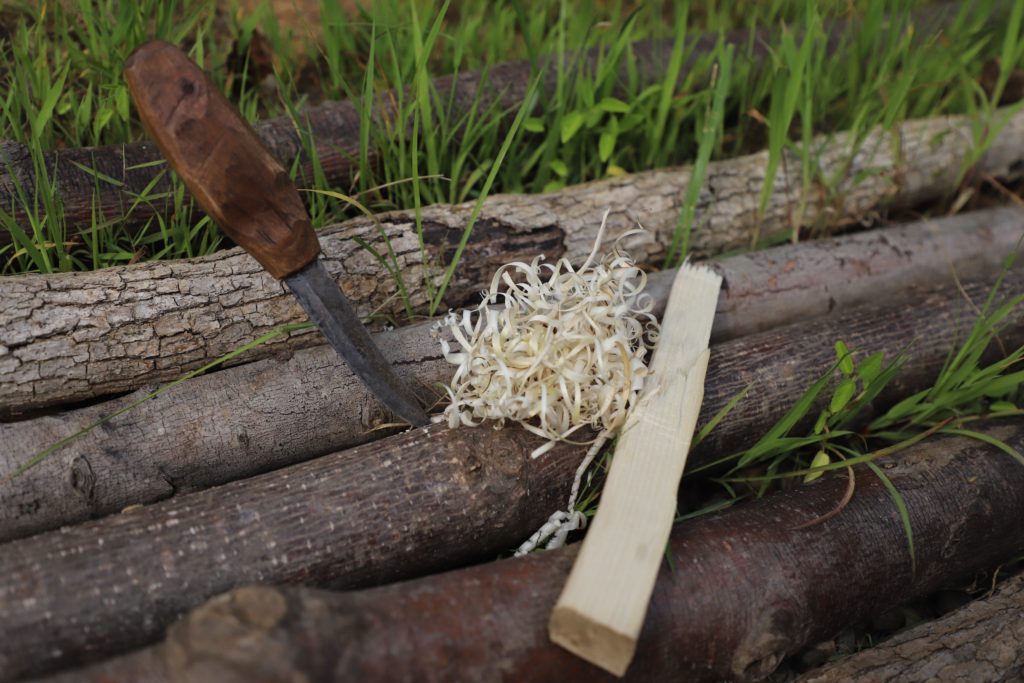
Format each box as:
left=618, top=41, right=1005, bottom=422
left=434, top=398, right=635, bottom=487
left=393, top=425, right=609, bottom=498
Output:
left=436, top=215, right=659, bottom=460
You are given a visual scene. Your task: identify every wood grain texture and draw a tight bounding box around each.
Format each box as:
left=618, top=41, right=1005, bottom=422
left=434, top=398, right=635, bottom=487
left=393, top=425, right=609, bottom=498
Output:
left=550, top=266, right=721, bottom=675
left=124, top=42, right=321, bottom=279
left=38, top=422, right=1024, bottom=683
left=0, top=422, right=589, bottom=682
left=2, top=275, right=1023, bottom=680
left=798, top=572, right=1024, bottom=683
left=1, top=132, right=1022, bottom=416
left=3, top=243, right=1023, bottom=544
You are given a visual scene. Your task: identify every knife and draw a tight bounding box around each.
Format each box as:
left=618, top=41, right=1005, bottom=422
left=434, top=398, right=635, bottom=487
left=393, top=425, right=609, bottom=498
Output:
left=124, top=40, right=429, bottom=427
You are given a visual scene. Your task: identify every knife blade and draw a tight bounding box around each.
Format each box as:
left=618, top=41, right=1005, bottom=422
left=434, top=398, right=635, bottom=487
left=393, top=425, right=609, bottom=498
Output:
left=124, top=40, right=429, bottom=427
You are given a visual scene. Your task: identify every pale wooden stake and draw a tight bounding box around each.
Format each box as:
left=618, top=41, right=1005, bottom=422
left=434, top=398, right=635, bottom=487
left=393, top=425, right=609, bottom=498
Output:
left=548, top=263, right=722, bottom=676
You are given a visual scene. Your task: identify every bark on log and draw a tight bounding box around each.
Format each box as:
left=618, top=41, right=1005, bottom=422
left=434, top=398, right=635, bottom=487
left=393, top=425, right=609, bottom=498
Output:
left=35, top=422, right=1024, bottom=683
left=0, top=1, right=978, bottom=238
left=4, top=238, right=1022, bottom=543
left=2, top=110, right=1022, bottom=418
left=798, top=572, right=1024, bottom=683
left=2, top=275, right=1023, bottom=680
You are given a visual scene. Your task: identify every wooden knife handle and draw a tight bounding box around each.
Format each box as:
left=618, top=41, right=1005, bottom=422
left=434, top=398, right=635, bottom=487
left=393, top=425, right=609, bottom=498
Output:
left=124, top=41, right=320, bottom=279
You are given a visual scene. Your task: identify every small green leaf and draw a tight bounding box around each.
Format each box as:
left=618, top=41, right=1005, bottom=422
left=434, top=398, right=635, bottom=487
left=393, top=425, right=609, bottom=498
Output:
left=990, top=400, right=1018, bottom=412
left=813, top=411, right=828, bottom=435
left=835, top=340, right=854, bottom=375
left=523, top=117, right=545, bottom=133
left=883, top=391, right=927, bottom=422
left=598, top=96, right=631, bottom=113
left=599, top=129, right=616, bottom=162
left=857, top=352, right=885, bottom=384
left=542, top=179, right=565, bottom=193
left=804, top=450, right=830, bottom=483
left=830, top=378, right=856, bottom=414
left=549, top=159, right=569, bottom=177
left=560, top=111, right=586, bottom=143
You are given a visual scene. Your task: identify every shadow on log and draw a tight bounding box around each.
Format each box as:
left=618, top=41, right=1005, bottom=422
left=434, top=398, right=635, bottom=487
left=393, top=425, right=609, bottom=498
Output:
left=2, top=274, right=1024, bottom=680
left=3, top=240, right=1022, bottom=543
left=797, top=571, right=1024, bottom=682
left=38, top=422, right=1024, bottom=683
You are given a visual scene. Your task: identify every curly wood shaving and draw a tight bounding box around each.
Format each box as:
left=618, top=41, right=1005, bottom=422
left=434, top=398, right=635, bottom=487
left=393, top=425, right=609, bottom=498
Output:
left=438, top=212, right=659, bottom=460
left=436, top=211, right=661, bottom=554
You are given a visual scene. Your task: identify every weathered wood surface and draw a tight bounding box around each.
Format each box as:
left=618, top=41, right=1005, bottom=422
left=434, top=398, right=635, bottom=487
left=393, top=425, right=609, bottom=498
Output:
left=2, top=275, right=1023, bottom=680
left=0, top=422, right=589, bottom=682
left=37, top=423, right=1024, bottom=683
left=2, top=193, right=1022, bottom=417
left=4, top=246, right=1022, bottom=544
left=0, top=1, right=979, bottom=239
left=798, top=572, right=1024, bottom=683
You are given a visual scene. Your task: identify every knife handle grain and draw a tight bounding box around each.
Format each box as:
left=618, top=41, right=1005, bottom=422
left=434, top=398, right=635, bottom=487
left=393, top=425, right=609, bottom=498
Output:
left=124, top=41, right=320, bottom=279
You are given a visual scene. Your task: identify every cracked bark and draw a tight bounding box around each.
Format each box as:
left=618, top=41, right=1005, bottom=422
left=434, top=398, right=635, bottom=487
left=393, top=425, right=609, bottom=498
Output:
left=3, top=98, right=1024, bottom=416
left=32, top=422, right=1024, bottom=683
left=2, top=275, right=1023, bottom=680
left=798, top=572, right=1024, bottom=683
left=3, top=225, right=1022, bottom=542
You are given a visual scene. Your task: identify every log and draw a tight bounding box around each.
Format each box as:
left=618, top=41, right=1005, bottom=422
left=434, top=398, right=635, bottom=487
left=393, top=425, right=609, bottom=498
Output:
left=37, top=422, right=1024, bottom=683
left=0, top=1, right=978, bottom=239
left=3, top=227, right=1023, bottom=542
left=0, top=421, right=588, bottom=682
left=2, top=118, right=1022, bottom=418
left=798, top=572, right=1024, bottom=683
left=2, top=275, right=1023, bottom=680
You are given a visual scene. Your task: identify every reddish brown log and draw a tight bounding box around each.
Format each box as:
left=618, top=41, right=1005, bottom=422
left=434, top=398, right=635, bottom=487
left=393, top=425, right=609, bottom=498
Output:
left=1, top=273, right=1023, bottom=680
left=40, top=422, right=1024, bottom=683
left=3, top=254, right=1022, bottom=545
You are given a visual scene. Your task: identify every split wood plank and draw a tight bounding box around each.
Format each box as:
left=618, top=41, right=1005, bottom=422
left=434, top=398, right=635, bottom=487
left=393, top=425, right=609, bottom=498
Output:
left=550, top=265, right=721, bottom=675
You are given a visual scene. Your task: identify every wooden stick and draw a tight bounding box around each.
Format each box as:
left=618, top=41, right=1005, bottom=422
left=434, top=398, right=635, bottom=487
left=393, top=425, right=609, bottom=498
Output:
left=3, top=275, right=1023, bottom=680
left=550, top=265, right=721, bottom=675
left=38, top=422, right=1024, bottom=683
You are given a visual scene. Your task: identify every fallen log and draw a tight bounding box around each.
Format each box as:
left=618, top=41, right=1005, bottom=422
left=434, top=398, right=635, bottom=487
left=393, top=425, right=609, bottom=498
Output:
left=2, top=275, right=1022, bottom=680
left=0, top=1, right=980, bottom=239
left=1, top=165, right=1021, bottom=418
left=4, top=230, right=1022, bottom=542
left=798, top=572, right=1024, bottom=683
left=36, top=422, right=1024, bottom=683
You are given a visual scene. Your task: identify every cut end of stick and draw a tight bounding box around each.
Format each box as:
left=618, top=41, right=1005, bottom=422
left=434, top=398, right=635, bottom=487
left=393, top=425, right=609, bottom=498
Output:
left=549, top=605, right=636, bottom=677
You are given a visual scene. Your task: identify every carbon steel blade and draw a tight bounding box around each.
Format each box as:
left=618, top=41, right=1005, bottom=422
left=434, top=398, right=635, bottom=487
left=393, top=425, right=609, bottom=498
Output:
left=285, top=260, right=429, bottom=427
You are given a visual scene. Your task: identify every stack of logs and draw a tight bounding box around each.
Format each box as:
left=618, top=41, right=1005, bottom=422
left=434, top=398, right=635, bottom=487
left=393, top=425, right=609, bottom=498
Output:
left=4, top=13, right=1024, bottom=681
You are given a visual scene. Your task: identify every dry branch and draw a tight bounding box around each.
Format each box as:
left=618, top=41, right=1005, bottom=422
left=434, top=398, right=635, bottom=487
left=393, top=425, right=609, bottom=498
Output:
left=2, top=146, right=1022, bottom=418
left=2, top=274, right=1023, bottom=680
left=798, top=572, right=1024, bottom=683
left=38, top=422, right=1024, bottom=683
left=4, top=232, right=1022, bottom=543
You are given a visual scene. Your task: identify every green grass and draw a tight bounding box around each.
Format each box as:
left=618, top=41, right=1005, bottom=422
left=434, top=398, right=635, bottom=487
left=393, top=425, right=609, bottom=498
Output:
left=1, top=0, right=1022, bottom=282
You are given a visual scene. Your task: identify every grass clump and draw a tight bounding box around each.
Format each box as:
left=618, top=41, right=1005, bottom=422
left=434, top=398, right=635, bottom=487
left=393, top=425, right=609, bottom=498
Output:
left=0, top=0, right=1021, bottom=280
